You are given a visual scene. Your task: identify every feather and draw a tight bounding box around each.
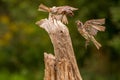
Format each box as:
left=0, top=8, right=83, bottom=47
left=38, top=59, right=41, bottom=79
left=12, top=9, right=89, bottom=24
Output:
left=62, top=15, right=68, bottom=24
left=76, top=19, right=105, bottom=50
left=38, top=4, right=50, bottom=12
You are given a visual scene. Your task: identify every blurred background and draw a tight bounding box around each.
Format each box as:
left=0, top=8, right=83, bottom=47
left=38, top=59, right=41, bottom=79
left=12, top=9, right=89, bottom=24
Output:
left=0, top=0, right=120, bottom=80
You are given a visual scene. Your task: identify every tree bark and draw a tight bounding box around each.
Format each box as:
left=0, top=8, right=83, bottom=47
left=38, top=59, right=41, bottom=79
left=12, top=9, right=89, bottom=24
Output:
left=36, top=18, right=82, bottom=80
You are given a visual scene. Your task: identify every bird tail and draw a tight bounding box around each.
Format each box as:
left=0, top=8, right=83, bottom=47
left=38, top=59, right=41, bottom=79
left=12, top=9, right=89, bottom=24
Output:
left=90, top=36, right=101, bottom=49
left=38, top=4, right=50, bottom=12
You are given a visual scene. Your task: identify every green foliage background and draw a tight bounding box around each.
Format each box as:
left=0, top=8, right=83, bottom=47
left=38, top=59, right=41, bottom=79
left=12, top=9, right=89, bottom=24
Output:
left=0, top=0, right=120, bottom=80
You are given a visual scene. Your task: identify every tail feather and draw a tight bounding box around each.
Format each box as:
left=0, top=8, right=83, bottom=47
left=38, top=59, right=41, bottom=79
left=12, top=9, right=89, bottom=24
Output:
left=90, top=36, right=101, bottom=49
left=38, top=4, right=50, bottom=12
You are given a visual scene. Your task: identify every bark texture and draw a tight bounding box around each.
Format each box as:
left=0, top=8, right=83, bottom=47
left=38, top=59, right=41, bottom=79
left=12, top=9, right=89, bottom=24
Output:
left=36, top=18, right=82, bottom=80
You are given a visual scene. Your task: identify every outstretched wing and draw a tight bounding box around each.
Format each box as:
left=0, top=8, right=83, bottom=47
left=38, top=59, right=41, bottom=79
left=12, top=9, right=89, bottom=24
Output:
left=84, top=18, right=105, bottom=36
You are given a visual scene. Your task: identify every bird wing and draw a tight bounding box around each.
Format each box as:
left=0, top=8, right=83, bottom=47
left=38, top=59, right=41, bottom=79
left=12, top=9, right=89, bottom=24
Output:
left=62, top=15, right=68, bottom=24
left=84, top=18, right=105, bottom=36
left=52, top=6, right=78, bottom=16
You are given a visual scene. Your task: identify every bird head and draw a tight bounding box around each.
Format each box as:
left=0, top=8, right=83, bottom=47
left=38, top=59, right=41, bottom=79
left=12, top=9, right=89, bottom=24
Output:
left=76, top=20, right=83, bottom=29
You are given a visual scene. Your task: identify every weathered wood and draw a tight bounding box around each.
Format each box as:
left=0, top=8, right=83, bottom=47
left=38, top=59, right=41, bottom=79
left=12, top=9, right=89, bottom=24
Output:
left=36, top=17, right=82, bottom=80
left=44, top=52, right=56, bottom=80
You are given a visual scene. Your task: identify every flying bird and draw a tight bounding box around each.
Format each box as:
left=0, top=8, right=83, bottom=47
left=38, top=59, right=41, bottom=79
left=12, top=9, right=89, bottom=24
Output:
left=76, top=19, right=105, bottom=49
left=38, top=4, right=78, bottom=24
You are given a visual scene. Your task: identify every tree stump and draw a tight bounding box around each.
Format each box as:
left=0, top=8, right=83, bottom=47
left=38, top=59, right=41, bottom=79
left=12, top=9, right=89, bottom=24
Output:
left=36, top=18, right=82, bottom=80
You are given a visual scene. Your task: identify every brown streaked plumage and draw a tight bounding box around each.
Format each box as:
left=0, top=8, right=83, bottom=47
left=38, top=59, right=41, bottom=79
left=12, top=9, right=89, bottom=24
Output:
left=76, top=19, right=105, bottom=49
left=38, top=4, right=78, bottom=24
left=38, top=4, right=51, bottom=12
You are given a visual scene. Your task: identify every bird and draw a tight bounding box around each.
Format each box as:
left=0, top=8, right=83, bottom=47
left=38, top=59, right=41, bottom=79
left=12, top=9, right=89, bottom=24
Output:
left=38, top=4, right=78, bottom=24
left=76, top=19, right=105, bottom=49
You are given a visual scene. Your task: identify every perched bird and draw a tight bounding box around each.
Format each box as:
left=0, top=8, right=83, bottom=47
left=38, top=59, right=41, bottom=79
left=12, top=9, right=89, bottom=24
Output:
left=38, top=4, right=78, bottom=24
left=76, top=19, right=105, bottom=49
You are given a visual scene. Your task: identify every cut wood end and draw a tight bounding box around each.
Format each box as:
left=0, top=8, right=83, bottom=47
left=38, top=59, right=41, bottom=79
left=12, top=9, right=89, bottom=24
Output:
left=44, top=52, right=55, bottom=60
left=35, top=19, right=47, bottom=26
